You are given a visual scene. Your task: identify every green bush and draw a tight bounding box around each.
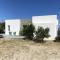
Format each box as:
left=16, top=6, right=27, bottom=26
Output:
left=20, top=25, right=28, bottom=36
left=57, top=28, right=60, bottom=37
left=20, top=24, right=35, bottom=39
left=35, top=27, right=50, bottom=42
left=0, top=22, right=5, bottom=33
left=54, top=28, right=60, bottom=42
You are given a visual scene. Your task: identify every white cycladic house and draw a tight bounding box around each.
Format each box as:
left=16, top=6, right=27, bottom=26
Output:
left=5, top=19, right=21, bottom=36
left=32, top=15, right=58, bottom=40
left=5, top=15, right=58, bottom=40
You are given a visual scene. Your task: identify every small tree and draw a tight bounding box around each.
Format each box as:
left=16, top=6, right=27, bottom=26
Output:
left=0, top=22, right=5, bottom=33
left=20, top=25, right=28, bottom=36
left=57, top=28, right=60, bottom=37
left=55, top=28, right=60, bottom=41
left=44, top=27, right=50, bottom=38
left=27, top=24, right=35, bottom=39
left=35, top=27, right=50, bottom=42
left=20, top=24, right=35, bottom=39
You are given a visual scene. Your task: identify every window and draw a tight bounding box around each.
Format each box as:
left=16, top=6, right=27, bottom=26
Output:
left=13, top=32, right=16, bottom=35
left=8, top=25, right=10, bottom=31
left=9, top=32, right=12, bottom=35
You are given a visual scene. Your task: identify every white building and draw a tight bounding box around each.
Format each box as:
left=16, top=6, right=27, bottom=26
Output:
left=5, top=15, right=58, bottom=40
left=5, top=19, right=21, bottom=36
left=32, top=15, right=58, bottom=40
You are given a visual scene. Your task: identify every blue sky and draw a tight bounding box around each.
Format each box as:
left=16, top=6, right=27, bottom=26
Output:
left=0, top=0, right=60, bottom=26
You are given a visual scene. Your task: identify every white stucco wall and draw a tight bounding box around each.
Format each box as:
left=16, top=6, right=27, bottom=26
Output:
left=32, top=15, right=58, bottom=40
left=5, top=19, right=21, bottom=36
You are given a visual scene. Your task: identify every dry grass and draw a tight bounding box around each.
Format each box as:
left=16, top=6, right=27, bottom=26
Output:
left=0, top=39, right=60, bottom=60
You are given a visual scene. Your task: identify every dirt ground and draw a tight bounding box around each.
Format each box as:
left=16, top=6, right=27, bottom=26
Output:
left=0, top=39, right=60, bottom=60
